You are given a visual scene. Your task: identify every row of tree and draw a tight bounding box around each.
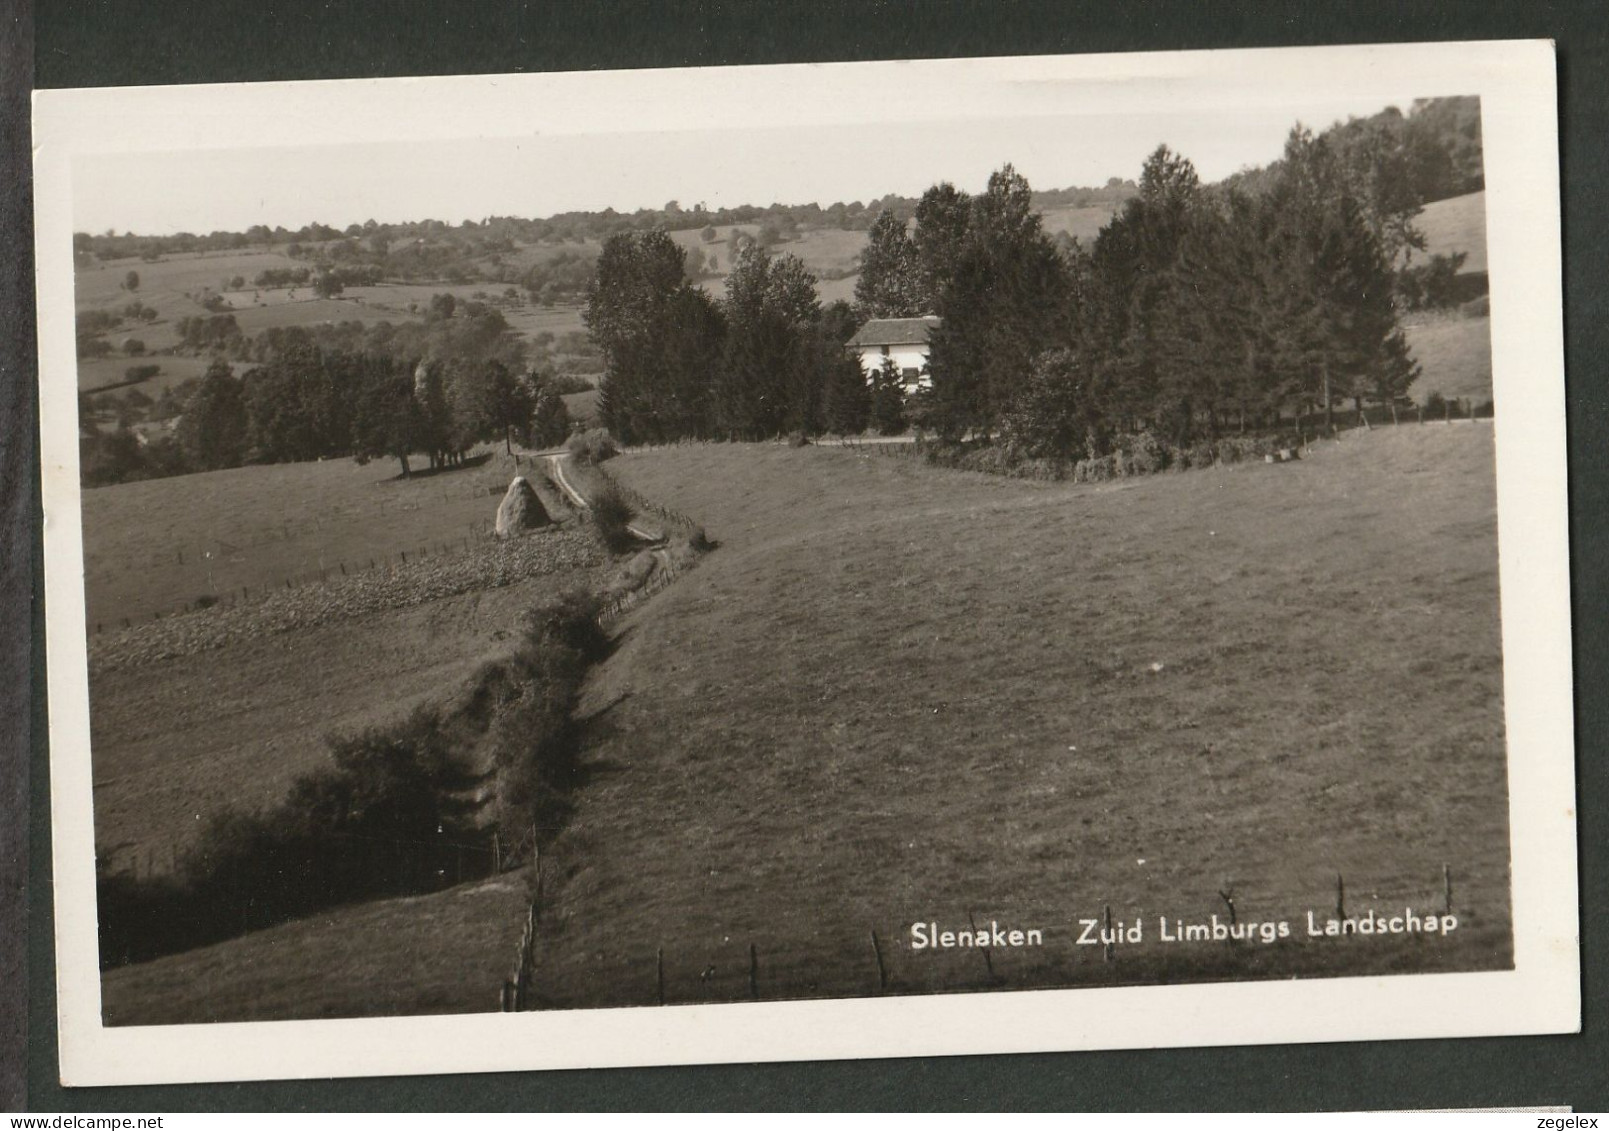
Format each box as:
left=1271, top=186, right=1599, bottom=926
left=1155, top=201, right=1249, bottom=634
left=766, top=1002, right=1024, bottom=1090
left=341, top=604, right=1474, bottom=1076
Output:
left=586, top=233, right=877, bottom=443
left=850, top=126, right=1423, bottom=458
left=588, top=124, right=1424, bottom=458
left=82, top=352, right=572, bottom=487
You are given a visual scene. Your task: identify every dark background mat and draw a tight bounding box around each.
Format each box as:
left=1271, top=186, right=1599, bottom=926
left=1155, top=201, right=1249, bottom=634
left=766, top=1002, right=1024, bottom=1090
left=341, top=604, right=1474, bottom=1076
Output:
left=4, top=0, right=1605, bottom=1112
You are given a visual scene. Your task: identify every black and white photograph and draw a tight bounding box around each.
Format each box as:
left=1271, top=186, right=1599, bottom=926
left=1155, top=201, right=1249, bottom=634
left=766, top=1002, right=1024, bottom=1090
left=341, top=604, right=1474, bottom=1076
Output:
left=31, top=40, right=1578, bottom=1085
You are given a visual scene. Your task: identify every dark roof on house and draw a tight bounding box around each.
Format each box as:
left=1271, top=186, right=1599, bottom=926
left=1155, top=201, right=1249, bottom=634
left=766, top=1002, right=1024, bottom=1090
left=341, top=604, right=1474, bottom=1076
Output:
left=846, top=316, right=940, bottom=348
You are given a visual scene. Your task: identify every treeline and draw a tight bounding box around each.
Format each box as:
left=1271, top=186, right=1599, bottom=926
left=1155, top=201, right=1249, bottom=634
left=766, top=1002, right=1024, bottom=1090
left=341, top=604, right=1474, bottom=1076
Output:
left=81, top=345, right=572, bottom=487
left=1223, top=96, right=1483, bottom=215
left=72, top=176, right=1148, bottom=273
left=589, top=99, right=1478, bottom=456
left=903, top=135, right=1418, bottom=458
left=587, top=233, right=875, bottom=444
left=589, top=127, right=1430, bottom=457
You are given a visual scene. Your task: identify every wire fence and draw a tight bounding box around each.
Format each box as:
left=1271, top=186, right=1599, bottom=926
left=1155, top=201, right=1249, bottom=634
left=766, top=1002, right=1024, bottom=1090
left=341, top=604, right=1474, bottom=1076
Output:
left=501, top=865, right=1472, bottom=1011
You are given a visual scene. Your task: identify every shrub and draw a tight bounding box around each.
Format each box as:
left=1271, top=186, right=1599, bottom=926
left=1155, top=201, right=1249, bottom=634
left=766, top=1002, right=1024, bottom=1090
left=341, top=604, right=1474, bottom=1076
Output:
left=1112, top=431, right=1168, bottom=477
left=486, top=590, right=608, bottom=839
left=1175, top=440, right=1218, bottom=471
left=567, top=428, right=618, bottom=464
left=98, top=705, right=485, bottom=965
left=1073, top=455, right=1117, bottom=482
left=588, top=482, right=638, bottom=555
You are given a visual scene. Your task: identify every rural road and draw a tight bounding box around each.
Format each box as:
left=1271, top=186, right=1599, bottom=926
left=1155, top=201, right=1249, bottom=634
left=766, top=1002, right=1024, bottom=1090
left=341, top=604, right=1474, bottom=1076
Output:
left=543, top=452, right=666, bottom=548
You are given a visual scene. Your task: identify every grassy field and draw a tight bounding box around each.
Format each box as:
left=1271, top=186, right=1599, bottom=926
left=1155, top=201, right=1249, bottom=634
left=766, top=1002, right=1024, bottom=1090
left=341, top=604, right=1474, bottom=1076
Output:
left=88, top=565, right=588, bottom=872
left=1039, top=202, right=1126, bottom=245
left=561, top=388, right=602, bottom=429
left=100, top=871, right=534, bottom=1024
left=521, top=425, right=1510, bottom=1007
left=79, top=448, right=553, bottom=626
left=1405, top=314, right=1493, bottom=404
left=1417, top=191, right=1487, bottom=274
left=75, top=249, right=306, bottom=311
left=77, top=353, right=230, bottom=395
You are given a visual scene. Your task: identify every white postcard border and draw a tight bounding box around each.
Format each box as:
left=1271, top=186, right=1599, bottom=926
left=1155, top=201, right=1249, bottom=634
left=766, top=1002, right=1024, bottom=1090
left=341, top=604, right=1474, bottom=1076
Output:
left=33, top=39, right=1578, bottom=1087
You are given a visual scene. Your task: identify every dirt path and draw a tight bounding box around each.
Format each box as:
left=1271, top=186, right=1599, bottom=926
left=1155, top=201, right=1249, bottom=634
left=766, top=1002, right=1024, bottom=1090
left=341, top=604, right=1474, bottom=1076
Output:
left=544, top=453, right=665, bottom=548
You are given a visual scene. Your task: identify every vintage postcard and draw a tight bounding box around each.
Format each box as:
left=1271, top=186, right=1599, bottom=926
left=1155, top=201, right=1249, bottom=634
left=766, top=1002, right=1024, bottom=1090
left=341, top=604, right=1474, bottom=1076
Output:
left=32, top=40, right=1577, bottom=1086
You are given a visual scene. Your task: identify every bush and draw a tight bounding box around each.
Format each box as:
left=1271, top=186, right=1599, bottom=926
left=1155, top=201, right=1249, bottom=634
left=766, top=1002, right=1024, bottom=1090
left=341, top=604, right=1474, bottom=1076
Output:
left=1174, top=440, right=1218, bottom=471
left=1073, top=455, right=1117, bottom=482
left=567, top=428, right=618, bottom=464
left=96, top=587, right=617, bottom=966
left=485, top=590, right=607, bottom=839
left=1113, top=431, right=1168, bottom=477
left=98, top=706, right=483, bottom=966
left=588, top=482, right=638, bottom=555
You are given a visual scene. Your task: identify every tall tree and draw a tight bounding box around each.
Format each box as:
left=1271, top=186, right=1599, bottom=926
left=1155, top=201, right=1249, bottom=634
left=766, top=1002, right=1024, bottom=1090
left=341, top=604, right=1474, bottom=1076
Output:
left=529, top=382, right=572, bottom=448
left=714, top=244, right=821, bottom=439
left=176, top=359, right=248, bottom=471
left=925, top=165, right=1072, bottom=438
left=1267, top=127, right=1416, bottom=430
left=585, top=229, right=713, bottom=444
left=854, top=209, right=925, bottom=318
left=911, top=182, right=972, bottom=305
left=351, top=357, right=424, bottom=477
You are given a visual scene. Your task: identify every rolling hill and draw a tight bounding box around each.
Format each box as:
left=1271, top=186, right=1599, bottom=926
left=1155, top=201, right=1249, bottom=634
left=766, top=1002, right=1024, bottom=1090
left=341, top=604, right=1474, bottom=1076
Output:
left=518, top=424, right=1510, bottom=1007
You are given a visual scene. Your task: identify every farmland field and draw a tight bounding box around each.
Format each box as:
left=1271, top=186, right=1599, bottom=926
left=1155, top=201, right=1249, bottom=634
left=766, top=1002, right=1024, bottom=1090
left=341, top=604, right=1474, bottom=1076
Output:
left=88, top=564, right=592, bottom=872
left=561, top=388, right=602, bottom=429
left=521, top=424, right=1509, bottom=1006
left=1404, top=314, right=1494, bottom=404
left=79, top=449, right=557, bottom=626
left=75, top=249, right=307, bottom=310
left=100, top=870, right=534, bottom=1024
left=1417, top=191, right=1487, bottom=274
left=1039, top=202, right=1125, bottom=244
left=76, top=353, right=231, bottom=395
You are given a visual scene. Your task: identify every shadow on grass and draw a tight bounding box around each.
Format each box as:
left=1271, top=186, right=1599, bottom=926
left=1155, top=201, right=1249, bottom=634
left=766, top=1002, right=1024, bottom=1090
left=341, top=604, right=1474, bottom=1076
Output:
left=386, top=451, right=495, bottom=483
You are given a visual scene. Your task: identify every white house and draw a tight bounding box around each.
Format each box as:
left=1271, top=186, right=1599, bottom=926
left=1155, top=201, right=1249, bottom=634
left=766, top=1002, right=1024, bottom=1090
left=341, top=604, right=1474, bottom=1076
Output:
left=846, top=316, right=940, bottom=391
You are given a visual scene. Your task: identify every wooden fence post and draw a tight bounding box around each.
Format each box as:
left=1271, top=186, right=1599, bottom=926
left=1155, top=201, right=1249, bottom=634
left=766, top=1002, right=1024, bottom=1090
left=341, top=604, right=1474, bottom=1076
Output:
left=1218, top=889, right=1237, bottom=926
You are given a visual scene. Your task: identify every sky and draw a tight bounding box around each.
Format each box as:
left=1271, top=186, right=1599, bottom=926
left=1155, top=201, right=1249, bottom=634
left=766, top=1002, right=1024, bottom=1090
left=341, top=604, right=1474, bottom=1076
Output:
left=65, top=60, right=1434, bottom=236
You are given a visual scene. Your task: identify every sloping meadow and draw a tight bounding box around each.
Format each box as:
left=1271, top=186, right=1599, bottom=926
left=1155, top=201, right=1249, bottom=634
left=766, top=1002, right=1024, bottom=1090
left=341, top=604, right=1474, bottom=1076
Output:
left=528, top=426, right=1510, bottom=1005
